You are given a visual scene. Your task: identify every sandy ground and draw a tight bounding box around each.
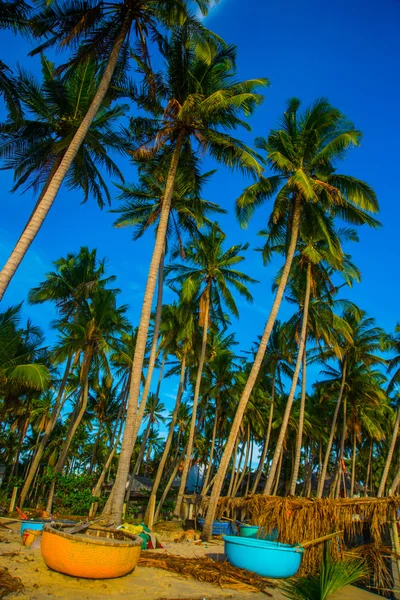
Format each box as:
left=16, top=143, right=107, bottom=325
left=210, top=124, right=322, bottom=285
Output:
left=0, top=522, right=378, bottom=600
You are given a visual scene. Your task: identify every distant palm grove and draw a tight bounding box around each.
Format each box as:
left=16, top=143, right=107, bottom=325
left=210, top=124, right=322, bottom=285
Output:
left=1, top=0, right=399, bottom=541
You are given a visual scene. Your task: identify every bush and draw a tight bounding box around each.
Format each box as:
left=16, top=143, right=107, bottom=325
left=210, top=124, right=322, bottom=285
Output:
left=52, top=473, right=102, bottom=516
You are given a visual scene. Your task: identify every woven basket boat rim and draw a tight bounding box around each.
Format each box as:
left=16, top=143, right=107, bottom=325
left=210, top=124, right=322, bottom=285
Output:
left=42, top=525, right=142, bottom=548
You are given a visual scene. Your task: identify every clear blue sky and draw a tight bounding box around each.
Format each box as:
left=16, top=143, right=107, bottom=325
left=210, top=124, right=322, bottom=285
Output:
left=1, top=0, right=399, bottom=412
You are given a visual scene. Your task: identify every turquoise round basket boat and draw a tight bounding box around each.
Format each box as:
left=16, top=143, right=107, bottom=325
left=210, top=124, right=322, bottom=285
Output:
left=239, top=524, right=279, bottom=541
left=223, top=535, right=303, bottom=578
left=20, top=519, right=75, bottom=537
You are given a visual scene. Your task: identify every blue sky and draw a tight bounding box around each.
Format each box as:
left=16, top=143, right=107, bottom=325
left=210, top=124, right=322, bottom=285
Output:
left=2, top=0, right=400, bottom=419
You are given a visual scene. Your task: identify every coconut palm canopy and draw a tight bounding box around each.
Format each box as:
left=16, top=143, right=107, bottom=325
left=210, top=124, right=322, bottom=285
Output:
left=1, top=0, right=400, bottom=569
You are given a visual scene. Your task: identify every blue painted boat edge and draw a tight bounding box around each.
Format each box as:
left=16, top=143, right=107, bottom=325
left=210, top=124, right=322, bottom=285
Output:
left=223, top=535, right=304, bottom=553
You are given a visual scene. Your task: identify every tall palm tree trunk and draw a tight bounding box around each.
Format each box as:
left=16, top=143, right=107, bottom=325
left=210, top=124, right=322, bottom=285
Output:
left=132, top=251, right=165, bottom=439
left=88, top=421, right=103, bottom=474
left=335, top=396, right=347, bottom=499
left=290, top=339, right=308, bottom=495
left=201, top=408, right=218, bottom=495
left=202, top=197, right=302, bottom=540
left=252, top=381, right=275, bottom=493
left=124, top=257, right=165, bottom=500
left=0, top=18, right=133, bottom=300
left=93, top=418, right=124, bottom=498
left=378, top=406, right=400, bottom=497
left=234, top=428, right=251, bottom=496
left=350, top=431, right=357, bottom=497
left=19, top=353, right=73, bottom=507
left=144, top=353, right=186, bottom=529
left=245, top=435, right=254, bottom=496
left=227, top=436, right=239, bottom=497
left=231, top=438, right=246, bottom=497
left=264, top=260, right=311, bottom=495
left=154, top=446, right=188, bottom=522
left=365, top=442, right=372, bottom=497
left=110, top=134, right=185, bottom=522
left=174, top=287, right=210, bottom=517
left=272, top=447, right=284, bottom=495
left=316, top=360, right=347, bottom=498
left=389, top=463, right=400, bottom=495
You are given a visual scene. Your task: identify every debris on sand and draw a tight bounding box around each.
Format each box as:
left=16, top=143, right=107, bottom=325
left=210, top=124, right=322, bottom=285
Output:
left=139, top=552, right=276, bottom=595
left=0, top=568, right=24, bottom=599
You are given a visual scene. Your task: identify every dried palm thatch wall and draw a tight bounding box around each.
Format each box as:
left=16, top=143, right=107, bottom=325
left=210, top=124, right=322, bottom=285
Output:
left=201, top=494, right=400, bottom=594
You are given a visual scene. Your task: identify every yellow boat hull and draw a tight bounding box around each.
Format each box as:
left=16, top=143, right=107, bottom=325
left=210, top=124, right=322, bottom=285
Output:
left=41, top=525, right=142, bottom=579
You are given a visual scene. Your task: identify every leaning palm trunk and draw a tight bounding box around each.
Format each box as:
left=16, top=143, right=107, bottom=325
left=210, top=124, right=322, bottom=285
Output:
left=202, top=197, right=302, bottom=540
left=316, top=360, right=347, bottom=499
left=19, top=353, right=73, bottom=507
left=143, top=353, right=186, bottom=529
left=110, top=134, right=185, bottom=522
left=252, top=381, right=275, bottom=494
left=174, top=287, right=210, bottom=517
left=378, top=406, right=400, bottom=497
left=289, top=340, right=307, bottom=495
left=264, top=260, right=311, bottom=495
left=124, top=256, right=165, bottom=501
left=0, top=17, right=132, bottom=300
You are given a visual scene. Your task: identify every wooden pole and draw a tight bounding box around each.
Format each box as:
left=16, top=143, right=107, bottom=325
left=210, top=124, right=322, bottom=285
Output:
left=390, top=510, right=400, bottom=600
left=300, top=530, right=343, bottom=549
left=9, top=487, right=18, bottom=513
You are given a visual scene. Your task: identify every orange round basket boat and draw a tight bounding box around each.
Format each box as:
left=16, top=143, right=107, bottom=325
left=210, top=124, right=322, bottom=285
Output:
left=41, top=525, right=142, bottom=579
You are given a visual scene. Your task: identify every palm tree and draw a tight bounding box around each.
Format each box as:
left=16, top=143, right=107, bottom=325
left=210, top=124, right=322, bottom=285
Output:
left=19, top=247, right=118, bottom=507
left=378, top=326, right=400, bottom=496
left=0, top=60, right=21, bottom=119
left=315, top=308, right=385, bottom=498
left=1, top=56, right=129, bottom=203
left=0, top=0, right=29, bottom=118
left=0, top=305, right=50, bottom=404
left=134, top=393, right=166, bottom=475
left=247, top=321, right=292, bottom=493
left=203, top=98, right=380, bottom=539
left=109, top=31, right=266, bottom=521
left=144, top=301, right=196, bottom=527
left=45, top=287, right=128, bottom=512
left=266, top=220, right=361, bottom=495
left=165, top=225, right=256, bottom=516
left=87, top=374, right=121, bottom=474
left=111, top=157, right=224, bottom=485
left=0, top=0, right=211, bottom=298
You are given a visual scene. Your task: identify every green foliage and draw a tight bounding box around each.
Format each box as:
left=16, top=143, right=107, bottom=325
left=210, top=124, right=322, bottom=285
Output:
left=0, top=304, right=50, bottom=395
left=51, top=474, right=101, bottom=516
left=283, top=545, right=367, bottom=600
